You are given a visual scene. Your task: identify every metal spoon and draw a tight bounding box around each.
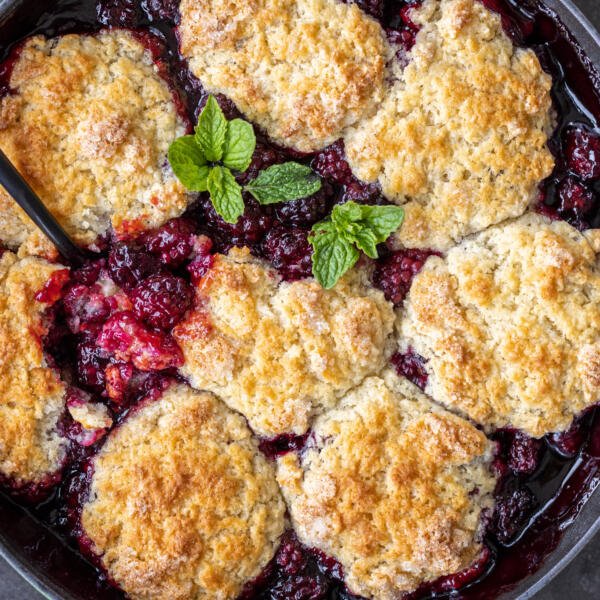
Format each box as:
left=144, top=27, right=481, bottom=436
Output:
left=0, top=148, right=90, bottom=264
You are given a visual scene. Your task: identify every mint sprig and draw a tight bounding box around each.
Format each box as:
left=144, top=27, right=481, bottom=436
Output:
left=195, top=95, right=227, bottom=162
left=245, top=163, right=322, bottom=204
left=168, top=95, right=321, bottom=224
left=309, top=201, right=405, bottom=289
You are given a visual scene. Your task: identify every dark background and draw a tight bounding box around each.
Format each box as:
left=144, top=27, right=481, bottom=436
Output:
left=1, top=0, right=600, bottom=598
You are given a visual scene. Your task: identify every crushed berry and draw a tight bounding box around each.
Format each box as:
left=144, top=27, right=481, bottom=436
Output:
left=340, top=180, right=384, bottom=205
left=312, top=141, right=354, bottom=186
left=274, top=185, right=333, bottom=227
left=35, top=269, right=71, bottom=304
left=130, top=274, right=193, bottom=329
left=76, top=341, right=109, bottom=392
left=259, top=433, right=310, bottom=460
left=391, top=350, right=429, bottom=390
left=372, top=248, right=438, bottom=306
left=546, top=414, right=590, bottom=457
left=97, top=311, right=183, bottom=371
left=104, top=362, right=134, bottom=403
left=96, top=0, right=139, bottom=27
left=386, top=27, right=418, bottom=53
left=63, top=284, right=111, bottom=334
left=184, top=234, right=214, bottom=283
left=565, top=125, right=600, bottom=180
left=276, top=533, right=310, bottom=576
left=492, top=484, right=538, bottom=545
left=270, top=573, right=330, bottom=600
left=187, top=252, right=214, bottom=284
left=385, top=1, right=423, bottom=52
left=108, top=242, right=161, bottom=290
left=142, top=218, right=196, bottom=267
left=261, top=227, right=313, bottom=281
left=558, top=176, right=596, bottom=217
left=140, top=0, right=179, bottom=22
left=72, top=259, right=104, bottom=286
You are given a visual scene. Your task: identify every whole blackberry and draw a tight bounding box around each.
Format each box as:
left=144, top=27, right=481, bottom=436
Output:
left=261, top=227, right=313, bottom=281
left=492, top=484, right=538, bottom=544
left=130, top=274, right=193, bottom=330
left=274, top=184, right=333, bottom=227
left=312, top=140, right=354, bottom=186
left=142, top=218, right=196, bottom=267
left=108, top=243, right=161, bottom=290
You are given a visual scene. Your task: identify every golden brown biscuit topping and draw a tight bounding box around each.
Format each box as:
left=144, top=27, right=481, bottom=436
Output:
left=277, top=371, right=495, bottom=599
left=0, top=31, right=188, bottom=248
left=173, top=248, right=395, bottom=437
left=400, top=214, right=600, bottom=437
left=81, top=385, right=286, bottom=600
left=178, top=0, right=389, bottom=152
left=0, top=252, right=67, bottom=484
left=344, top=0, right=555, bottom=250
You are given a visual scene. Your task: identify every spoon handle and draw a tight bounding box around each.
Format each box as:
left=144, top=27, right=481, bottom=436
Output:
left=0, top=148, right=88, bottom=264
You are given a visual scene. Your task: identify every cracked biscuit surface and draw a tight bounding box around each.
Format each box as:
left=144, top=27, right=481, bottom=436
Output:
left=277, top=371, right=496, bottom=599
left=81, top=384, right=286, bottom=600
left=178, top=0, right=389, bottom=152
left=344, top=0, right=554, bottom=250
left=0, top=31, right=187, bottom=248
left=173, top=248, right=395, bottom=437
left=0, top=252, right=68, bottom=485
left=400, top=213, right=600, bottom=437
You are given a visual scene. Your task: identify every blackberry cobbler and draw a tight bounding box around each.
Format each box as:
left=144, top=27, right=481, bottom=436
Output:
left=1, top=0, right=600, bottom=599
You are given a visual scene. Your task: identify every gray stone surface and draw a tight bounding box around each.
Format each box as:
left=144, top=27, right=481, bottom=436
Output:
left=1, top=0, right=600, bottom=599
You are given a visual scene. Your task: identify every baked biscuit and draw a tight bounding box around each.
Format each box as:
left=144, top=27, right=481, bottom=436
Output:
left=344, top=0, right=555, bottom=250
left=0, top=31, right=187, bottom=248
left=400, top=213, right=600, bottom=437
left=277, top=371, right=496, bottom=599
left=80, top=384, right=286, bottom=600
left=173, top=248, right=395, bottom=437
left=178, top=0, right=389, bottom=152
left=0, top=252, right=68, bottom=485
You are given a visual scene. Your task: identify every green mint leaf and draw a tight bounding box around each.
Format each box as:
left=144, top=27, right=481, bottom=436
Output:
left=309, top=221, right=359, bottom=289
left=222, top=119, right=256, bottom=172
left=355, top=204, right=405, bottom=243
left=207, top=166, right=245, bottom=224
left=168, top=135, right=209, bottom=191
left=245, top=162, right=321, bottom=205
left=351, top=229, right=378, bottom=259
left=195, top=95, right=227, bottom=162
left=331, top=201, right=362, bottom=231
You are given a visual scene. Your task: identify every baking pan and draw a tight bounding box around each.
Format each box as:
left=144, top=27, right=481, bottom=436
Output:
left=0, top=0, right=599, bottom=598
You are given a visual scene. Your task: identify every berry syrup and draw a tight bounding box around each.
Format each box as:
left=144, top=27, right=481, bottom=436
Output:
left=1, top=1, right=600, bottom=599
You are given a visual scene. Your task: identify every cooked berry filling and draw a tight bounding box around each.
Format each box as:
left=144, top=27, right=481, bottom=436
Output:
left=372, top=249, right=440, bottom=306
left=391, top=349, right=429, bottom=390
left=1, top=1, right=600, bottom=599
